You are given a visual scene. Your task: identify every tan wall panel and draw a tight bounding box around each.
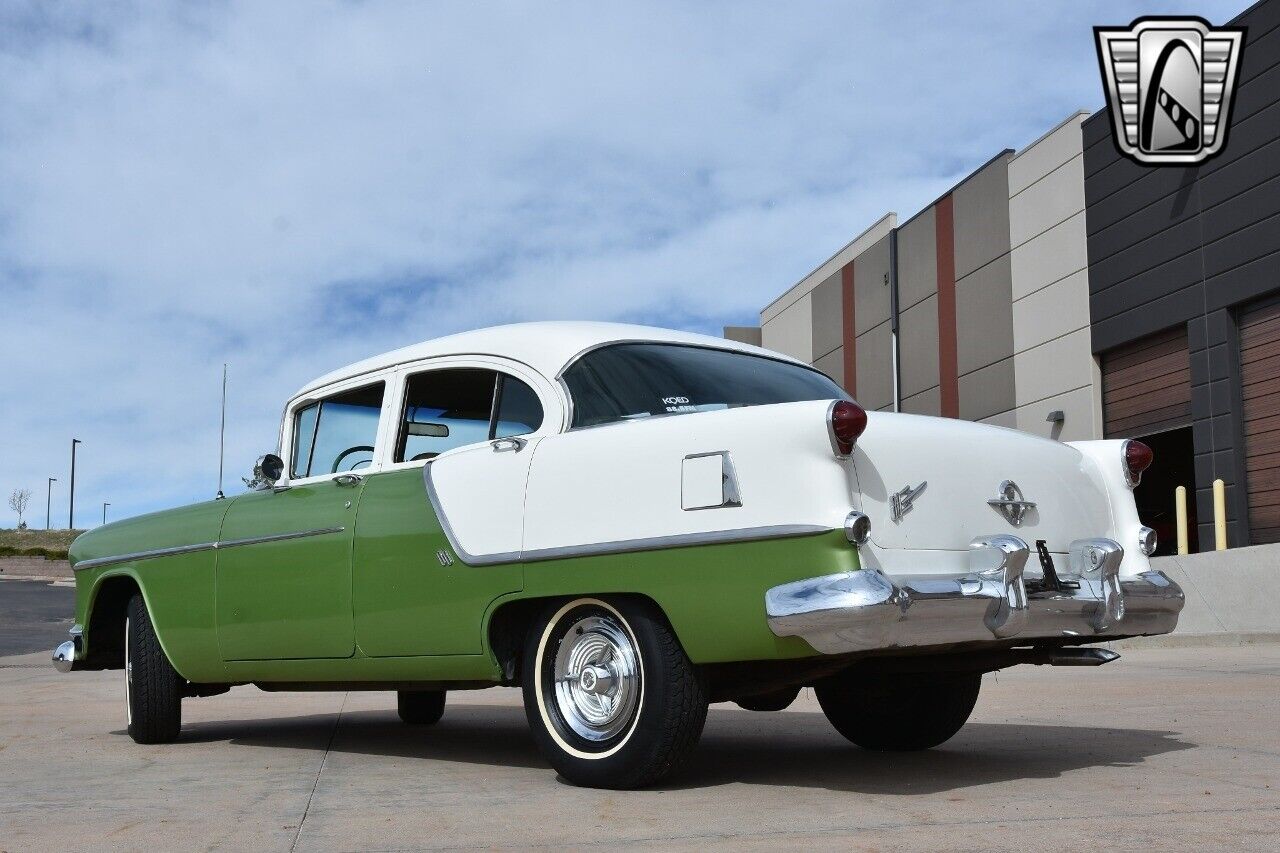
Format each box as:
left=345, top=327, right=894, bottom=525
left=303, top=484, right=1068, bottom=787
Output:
left=1012, top=268, right=1091, bottom=354
left=956, top=254, right=1015, bottom=377
left=1009, top=153, right=1085, bottom=249
left=722, top=326, right=762, bottom=346
left=896, top=207, right=937, bottom=312
left=1014, top=327, right=1099, bottom=409
left=1010, top=211, right=1088, bottom=302
left=899, top=293, right=940, bottom=399
left=952, top=157, right=1011, bottom=280
left=959, top=357, right=1015, bottom=422
left=813, top=347, right=844, bottom=389
left=810, top=270, right=844, bottom=361
left=855, top=321, right=894, bottom=411
left=760, top=294, right=813, bottom=362
left=1013, top=384, right=1102, bottom=443
left=902, top=385, right=941, bottom=417
left=853, top=236, right=892, bottom=335
left=1008, top=112, right=1088, bottom=196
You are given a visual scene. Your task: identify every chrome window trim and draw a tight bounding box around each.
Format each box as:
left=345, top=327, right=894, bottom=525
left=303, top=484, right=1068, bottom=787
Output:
left=73, top=526, right=347, bottom=572
left=422, top=461, right=828, bottom=567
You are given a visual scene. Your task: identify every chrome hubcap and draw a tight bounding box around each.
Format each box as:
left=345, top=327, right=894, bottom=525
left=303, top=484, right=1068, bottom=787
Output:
left=551, top=614, right=640, bottom=742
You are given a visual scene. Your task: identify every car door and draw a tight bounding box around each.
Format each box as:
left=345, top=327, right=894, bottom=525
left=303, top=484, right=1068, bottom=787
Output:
left=353, top=360, right=553, bottom=657
left=216, top=377, right=390, bottom=661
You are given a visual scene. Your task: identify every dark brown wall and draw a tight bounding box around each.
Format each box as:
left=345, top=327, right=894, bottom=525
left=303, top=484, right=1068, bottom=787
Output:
left=1084, top=0, right=1280, bottom=546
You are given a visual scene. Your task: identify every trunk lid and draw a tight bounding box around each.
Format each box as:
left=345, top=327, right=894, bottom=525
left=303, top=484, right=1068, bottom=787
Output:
left=851, top=412, right=1112, bottom=552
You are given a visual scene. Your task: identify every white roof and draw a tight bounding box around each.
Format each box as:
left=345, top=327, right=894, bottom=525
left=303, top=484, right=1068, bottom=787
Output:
left=295, top=321, right=800, bottom=397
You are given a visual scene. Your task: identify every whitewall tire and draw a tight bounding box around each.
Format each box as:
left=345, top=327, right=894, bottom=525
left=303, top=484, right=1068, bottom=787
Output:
left=521, top=597, right=708, bottom=789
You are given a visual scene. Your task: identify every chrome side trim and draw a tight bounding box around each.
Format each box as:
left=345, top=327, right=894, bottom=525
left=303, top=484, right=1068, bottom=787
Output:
left=215, top=526, right=347, bottom=550
left=520, top=524, right=831, bottom=564
left=73, top=526, right=347, bottom=572
left=74, top=541, right=218, bottom=572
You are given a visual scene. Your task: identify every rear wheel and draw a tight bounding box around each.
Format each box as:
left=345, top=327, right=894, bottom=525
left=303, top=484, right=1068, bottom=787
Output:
left=522, top=597, right=708, bottom=789
left=125, top=593, right=183, bottom=744
left=397, top=690, right=446, bottom=725
left=815, top=671, right=980, bottom=751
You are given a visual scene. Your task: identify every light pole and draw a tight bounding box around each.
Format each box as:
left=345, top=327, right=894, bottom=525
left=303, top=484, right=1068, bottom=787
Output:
left=102, top=502, right=110, bottom=526
left=46, top=478, right=56, bottom=530
left=69, top=438, right=81, bottom=530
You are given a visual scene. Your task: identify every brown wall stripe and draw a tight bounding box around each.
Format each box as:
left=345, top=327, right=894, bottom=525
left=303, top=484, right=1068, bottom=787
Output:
left=935, top=195, right=959, bottom=418
left=841, top=262, right=856, bottom=397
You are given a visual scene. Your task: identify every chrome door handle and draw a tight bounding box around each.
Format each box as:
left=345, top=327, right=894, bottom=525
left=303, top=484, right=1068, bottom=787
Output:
left=491, top=437, right=527, bottom=453
left=334, top=473, right=364, bottom=487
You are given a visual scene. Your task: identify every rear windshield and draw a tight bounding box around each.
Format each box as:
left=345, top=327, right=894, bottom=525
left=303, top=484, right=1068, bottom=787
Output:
left=562, top=343, right=849, bottom=429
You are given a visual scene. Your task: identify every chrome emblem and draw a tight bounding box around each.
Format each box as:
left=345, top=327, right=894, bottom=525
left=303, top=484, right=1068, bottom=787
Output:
left=988, top=480, right=1036, bottom=527
left=436, top=549, right=454, bottom=567
left=1095, top=17, right=1245, bottom=165
left=890, top=481, right=927, bottom=523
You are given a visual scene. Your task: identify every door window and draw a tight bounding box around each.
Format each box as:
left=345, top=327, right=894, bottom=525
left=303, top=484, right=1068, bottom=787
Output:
left=396, top=368, right=544, bottom=462
left=291, top=382, right=386, bottom=477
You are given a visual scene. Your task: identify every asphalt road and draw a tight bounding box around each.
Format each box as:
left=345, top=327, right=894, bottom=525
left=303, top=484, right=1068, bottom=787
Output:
left=0, top=577, right=74, bottom=656
left=1, top=580, right=1277, bottom=850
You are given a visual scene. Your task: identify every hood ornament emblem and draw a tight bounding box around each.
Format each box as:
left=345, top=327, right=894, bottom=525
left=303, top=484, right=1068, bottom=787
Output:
left=988, top=480, right=1036, bottom=527
left=890, top=481, right=927, bottom=523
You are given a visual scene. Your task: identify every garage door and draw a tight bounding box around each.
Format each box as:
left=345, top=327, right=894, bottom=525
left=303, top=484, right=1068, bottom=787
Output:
left=1101, top=325, right=1192, bottom=439
left=1240, top=296, right=1280, bottom=544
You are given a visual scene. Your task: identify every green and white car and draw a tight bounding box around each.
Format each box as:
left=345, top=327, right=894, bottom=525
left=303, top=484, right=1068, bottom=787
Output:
left=55, top=321, right=1184, bottom=788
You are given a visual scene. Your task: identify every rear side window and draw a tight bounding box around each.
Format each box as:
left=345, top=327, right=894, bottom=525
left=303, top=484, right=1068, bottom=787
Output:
left=292, top=382, right=385, bottom=477
left=396, top=368, right=544, bottom=462
left=562, top=343, right=847, bottom=428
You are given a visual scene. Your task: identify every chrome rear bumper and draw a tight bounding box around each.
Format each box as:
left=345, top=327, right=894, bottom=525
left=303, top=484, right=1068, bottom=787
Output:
left=765, top=535, right=1183, bottom=655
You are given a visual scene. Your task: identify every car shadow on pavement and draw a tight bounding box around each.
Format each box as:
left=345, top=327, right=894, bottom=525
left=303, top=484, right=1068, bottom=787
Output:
left=176, top=705, right=548, bottom=771
left=170, top=703, right=1193, bottom=794
left=662, top=709, right=1195, bottom=794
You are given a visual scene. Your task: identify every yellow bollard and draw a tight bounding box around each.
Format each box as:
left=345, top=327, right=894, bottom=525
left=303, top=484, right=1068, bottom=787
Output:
left=1175, top=486, right=1189, bottom=555
left=1213, top=478, right=1227, bottom=551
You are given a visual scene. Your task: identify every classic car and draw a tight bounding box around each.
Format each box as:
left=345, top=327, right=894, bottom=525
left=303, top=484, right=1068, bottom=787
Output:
left=54, top=321, right=1184, bottom=789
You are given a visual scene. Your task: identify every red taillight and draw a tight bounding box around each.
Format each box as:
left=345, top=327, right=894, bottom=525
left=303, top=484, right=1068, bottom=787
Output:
left=1124, top=439, right=1153, bottom=487
left=830, top=400, right=868, bottom=456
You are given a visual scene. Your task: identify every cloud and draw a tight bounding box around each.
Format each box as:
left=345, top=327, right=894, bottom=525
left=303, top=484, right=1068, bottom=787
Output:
left=0, top=0, right=1246, bottom=522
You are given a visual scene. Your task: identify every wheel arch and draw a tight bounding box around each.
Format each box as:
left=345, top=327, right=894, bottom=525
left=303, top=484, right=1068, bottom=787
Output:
left=83, top=570, right=144, bottom=669
left=485, top=592, right=675, bottom=686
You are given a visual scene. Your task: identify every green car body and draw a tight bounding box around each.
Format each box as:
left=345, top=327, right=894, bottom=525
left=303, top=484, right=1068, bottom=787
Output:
left=67, top=466, right=852, bottom=688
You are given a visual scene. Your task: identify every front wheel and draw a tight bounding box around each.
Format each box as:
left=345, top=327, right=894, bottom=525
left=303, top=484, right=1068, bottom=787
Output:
left=125, top=593, right=183, bottom=744
left=522, top=597, right=708, bottom=789
left=815, top=671, right=980, bottom=751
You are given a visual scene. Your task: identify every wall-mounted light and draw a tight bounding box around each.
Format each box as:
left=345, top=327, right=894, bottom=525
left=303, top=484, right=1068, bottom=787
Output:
left=1045, top=410, right=1065, bottom=424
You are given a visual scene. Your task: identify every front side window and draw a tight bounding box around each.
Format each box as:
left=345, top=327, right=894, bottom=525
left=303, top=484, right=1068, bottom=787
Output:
left=562, top=343, right=848, bottom=429
left=396, top=368, right=544, bottom=462
left=291, top=382, right=385, bottom=477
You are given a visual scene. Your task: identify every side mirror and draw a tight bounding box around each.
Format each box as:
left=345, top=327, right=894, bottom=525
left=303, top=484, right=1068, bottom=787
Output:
left=244, top=453, right=285, bottom=491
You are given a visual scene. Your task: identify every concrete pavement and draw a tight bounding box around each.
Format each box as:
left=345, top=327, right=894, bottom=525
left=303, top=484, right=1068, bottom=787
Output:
left=1, top=642, right=1277, bottom=851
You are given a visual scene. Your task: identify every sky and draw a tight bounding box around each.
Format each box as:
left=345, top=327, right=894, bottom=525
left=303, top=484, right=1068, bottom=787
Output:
left=0, top=0, right=1249, bottom=526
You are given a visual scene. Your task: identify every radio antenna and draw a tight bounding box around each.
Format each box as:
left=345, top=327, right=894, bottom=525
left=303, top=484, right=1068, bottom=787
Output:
left=216, top=363, right=228, bottom=500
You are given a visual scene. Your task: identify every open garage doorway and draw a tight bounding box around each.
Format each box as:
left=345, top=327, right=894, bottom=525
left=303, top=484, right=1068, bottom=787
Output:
left=1132, top=426, right=1198, bottom=556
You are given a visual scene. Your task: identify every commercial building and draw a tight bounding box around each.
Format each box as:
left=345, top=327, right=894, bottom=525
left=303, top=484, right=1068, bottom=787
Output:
left=735, top=0, right=1280, bottom=553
